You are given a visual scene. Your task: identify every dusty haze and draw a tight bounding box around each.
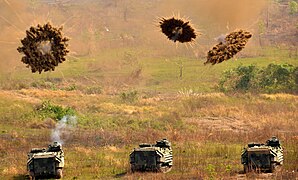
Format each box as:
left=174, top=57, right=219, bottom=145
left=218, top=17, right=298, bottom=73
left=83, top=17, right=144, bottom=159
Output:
left=159, top=0, right=268, bottom=27
left=0, top=0, right=284, bottom=73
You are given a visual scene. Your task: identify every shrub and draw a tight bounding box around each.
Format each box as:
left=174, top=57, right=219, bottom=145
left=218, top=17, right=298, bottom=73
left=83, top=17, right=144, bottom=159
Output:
left=63, top=84, right=77, bottom=91
left=36, top=100, right=76, bottom=120
left=206, top=164, right=217, bottom=180
left=257, top=63, right=297, bottom=93
left=84, top=86, right=102, bottom=94
left=119, top=90, right=138, bottom=103
left=289, top=0, right=298, bottom=14
left=219, top=65, right=258, bottom=92
left=219, top=63, right=297, bottom=94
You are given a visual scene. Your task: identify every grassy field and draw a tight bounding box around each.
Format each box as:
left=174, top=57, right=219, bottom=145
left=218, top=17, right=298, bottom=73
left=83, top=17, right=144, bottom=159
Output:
left=0, top=47, right=297, bottom=179
left=1, top=46, right=297, bottom=92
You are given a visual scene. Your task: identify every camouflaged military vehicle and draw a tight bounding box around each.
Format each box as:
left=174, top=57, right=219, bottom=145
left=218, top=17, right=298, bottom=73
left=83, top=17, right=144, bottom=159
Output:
left=241, top=136, right=283, bottom=173
left=27, top=142, right=64, bottom=179
left=130, top=139, right=173, bottom=173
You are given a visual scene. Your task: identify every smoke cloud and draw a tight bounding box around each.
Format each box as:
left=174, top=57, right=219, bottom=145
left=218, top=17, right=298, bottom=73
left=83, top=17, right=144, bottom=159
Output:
left=51, top=115, right=77, bottom=144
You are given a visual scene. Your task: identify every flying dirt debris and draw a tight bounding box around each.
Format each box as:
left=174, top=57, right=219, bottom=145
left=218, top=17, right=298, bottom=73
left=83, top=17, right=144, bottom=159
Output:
left=17, top=23, right=69, bottom=73
left=205, top=29, right=252, bottom=65
left=159, top=17, right=196, bottom=43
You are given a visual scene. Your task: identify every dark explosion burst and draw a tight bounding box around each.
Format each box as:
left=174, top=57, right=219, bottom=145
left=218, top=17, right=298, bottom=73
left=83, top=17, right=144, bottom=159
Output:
left=159, top=17, right=196, bottom=43
left=17, top=23, right=69, bottom=73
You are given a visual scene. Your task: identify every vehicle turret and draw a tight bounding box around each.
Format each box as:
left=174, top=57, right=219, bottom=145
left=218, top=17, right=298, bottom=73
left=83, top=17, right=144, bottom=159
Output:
left=27, top=142, right=64, bottom=179
left=241, top=136, right=283, bottom=173
left=130, top=138, right=173, bottom=173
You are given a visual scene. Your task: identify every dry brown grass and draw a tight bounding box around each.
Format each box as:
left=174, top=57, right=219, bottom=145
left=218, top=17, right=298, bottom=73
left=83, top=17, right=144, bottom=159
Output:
left=0, top=90, right=297, bottom=179
left=260, top=93, right=298, bottom=101
left=18, top=89, right=83, bottom=99
left=29, top=118, right=56, bottom=129
left=0, top=90, right=41, bottom=104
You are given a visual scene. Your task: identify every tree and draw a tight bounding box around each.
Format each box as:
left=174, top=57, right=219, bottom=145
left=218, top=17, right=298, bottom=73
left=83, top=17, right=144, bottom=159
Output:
left=258, top=63, right=297, bottom=93
left=219, top=65, right=258, bottom=92
left=219, top=63, right=298, bottom=94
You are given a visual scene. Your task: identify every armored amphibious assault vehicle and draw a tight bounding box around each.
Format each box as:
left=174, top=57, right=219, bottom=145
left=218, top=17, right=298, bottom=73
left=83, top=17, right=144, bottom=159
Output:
left=130, top=139, right=173, bottom=173
left=241, top=136, right=283, bottom=173
left=27, top=142, right=64, bottom=179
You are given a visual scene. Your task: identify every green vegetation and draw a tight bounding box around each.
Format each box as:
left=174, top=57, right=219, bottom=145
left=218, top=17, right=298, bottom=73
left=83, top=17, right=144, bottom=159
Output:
left=0, top=86, right=297, bottom=179
left=219, top=64, right=258, bottom=92
left=120, top=90, right=138, bottom=103
left=219, top=63, right=297, bottom=93
left=37, top=100, right=76, bottom=120
left=0, top=47, right=297, bottom=179
left=289, top=0, right=298, bottom=14
left=258, top=63, right=297, bottom=93
left=0, top=0, right=297, bottom=178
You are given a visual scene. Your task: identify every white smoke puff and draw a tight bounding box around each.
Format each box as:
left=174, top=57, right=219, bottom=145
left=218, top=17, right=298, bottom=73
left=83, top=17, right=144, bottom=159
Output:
left=215, top=34, right=226, bottom=44
left=51, top=115, right=77, bottom=144
left=37, top=40, right=52, bottom=55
